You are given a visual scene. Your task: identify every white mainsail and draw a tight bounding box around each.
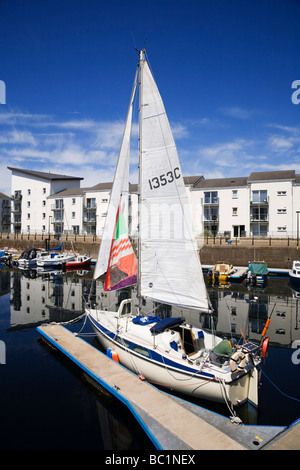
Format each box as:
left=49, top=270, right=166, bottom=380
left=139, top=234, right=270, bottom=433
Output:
left=139, top=55, right=210, bottom=311
left=93, top=68, right=138, bottom=280
left=94, top=50, right=210, bottom=312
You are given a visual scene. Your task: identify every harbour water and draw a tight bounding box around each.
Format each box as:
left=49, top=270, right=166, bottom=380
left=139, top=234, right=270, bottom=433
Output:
left=0, top=265, right=300, bottom=450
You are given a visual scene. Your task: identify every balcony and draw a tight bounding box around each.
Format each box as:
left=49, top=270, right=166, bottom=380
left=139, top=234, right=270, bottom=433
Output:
left=12, top=192, right=22, bottom=201
left=11, top=204, right=21, bottom=213
left=202, top=197, right=219, bottom=206
left=51, top=217, right=63, bottom=223
left=83, top=203, right=97, bottom=210
left=51, top=204, right=64, bottom=211
left=250, top=215, right=269, bottom=223
left=250, top=196, right=269, bottom=205
left=83, top=217, right=96, bottom=225
left=203, top=216, right=219, bottom=223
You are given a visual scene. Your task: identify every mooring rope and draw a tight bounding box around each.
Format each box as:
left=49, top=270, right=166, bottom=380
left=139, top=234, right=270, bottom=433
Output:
left=258, top=365, right=300, bottom=403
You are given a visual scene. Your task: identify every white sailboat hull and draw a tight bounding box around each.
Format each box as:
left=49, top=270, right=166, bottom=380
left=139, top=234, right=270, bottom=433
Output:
left=87, top=307, right=260, bottom=407
left=36, top=253, right=76, bottom=267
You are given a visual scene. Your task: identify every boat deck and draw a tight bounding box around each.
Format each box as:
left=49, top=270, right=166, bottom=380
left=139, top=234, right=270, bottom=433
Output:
left=37, top=323, right=292, bottom=450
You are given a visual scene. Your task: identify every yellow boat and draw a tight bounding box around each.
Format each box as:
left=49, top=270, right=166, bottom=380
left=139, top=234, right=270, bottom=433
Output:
left=210, top=261, right=235, bottom=285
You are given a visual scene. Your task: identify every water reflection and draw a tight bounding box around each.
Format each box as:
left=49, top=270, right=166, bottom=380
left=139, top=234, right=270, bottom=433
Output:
left=4, top=267, right=300, bottom=350
left=0, top=266, right=155, bottom=450
left=1, top=267, right=300, bottom=432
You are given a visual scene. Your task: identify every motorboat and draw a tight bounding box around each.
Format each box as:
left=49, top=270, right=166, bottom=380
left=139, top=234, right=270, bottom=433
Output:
left=289, top=260, right=300, bottom=286
left=36, top=252, right=76, bottom=267
left=65, top=254, right=91, bottom=270
left=247, top=261, right=268, bottom=287
left=16, top=248, right=54, bottom=268
left=209, top=261, right=235, bottom=285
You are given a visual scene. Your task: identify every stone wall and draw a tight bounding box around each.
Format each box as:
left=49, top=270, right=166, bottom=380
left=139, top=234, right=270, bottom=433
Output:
left=199, top=244, right=298, bottom=269
left=1, top=235, right=299, bottom=268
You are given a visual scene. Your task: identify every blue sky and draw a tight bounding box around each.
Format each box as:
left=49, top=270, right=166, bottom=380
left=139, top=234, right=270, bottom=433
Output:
left=0, top=0, right=300, bottom=195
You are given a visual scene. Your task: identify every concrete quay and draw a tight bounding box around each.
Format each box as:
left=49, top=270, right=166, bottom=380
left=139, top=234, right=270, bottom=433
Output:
left=38, top=323, right=294, bottom=451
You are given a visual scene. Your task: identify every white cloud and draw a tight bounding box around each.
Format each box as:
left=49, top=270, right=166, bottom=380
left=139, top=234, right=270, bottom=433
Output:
left=268, top=135, right=294, bottom=151
left=0, top=130, right=37, bottom=145
left=219, top=106, right=257, bottom=120
left=1, top=108, right=300, bottom=196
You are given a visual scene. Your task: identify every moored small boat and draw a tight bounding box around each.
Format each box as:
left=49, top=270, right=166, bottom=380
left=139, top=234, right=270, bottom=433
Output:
left=36, top=252, right=76, bottom=267
left=209, top=261, right=235, bottom=285
left=17, top=248, right=57, bottom=268
left=65, top=254, right=91, bottom=270
left=247, top=261, right=268, bottom=287
left=289, top=260, right=300, bottom=286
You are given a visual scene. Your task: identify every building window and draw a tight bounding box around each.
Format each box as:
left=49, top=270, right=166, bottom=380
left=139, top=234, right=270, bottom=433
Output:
left=72, top=212, right=75, bottom=219
left=55, top=199, right=63, bottom=209
left=42, top=213, right=46, bottom=219
left=277, top=191, right=286, bottom=196
left=43, top=188, right=46, bottom=194
left=28, top=189, right=31, bottom=195
left=232, top=207, right=238, bottom=216
left=252, top=190, right=267, bottom=203
left=27, top=213, right=30, bottom=219
left=27, top=201, right=30, bottom=207
left=43, top=200, right=46, bottom=206
left=277, top=209, right=287, bottom=214
left=72, top=198, right=76, bottom=204
left=232, top=190, right=238, bottom=199
left=204, top=191, right=218, bottom=204
left=87, top=197, right=96, bottom=208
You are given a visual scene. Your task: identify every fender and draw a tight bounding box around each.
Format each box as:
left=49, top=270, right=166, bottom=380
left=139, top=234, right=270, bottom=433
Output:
left=261, top=337, right=269, bottom=359
left=230, top=350, right=246, bottom=372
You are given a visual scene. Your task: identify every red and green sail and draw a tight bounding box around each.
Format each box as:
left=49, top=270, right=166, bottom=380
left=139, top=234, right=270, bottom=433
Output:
left=104, top=204, right=137, bottom=292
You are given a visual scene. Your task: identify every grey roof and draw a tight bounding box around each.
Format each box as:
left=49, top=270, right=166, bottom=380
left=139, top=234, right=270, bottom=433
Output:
left=90, top=182, right=113, bottom=191
left=89, top=176, right=202, bottom=193
left=47, top=187, right=86, bottom=199
left=248, top=170, right=296, bottom=182
left=194, top=176, right=248, bottom=189
left=183, top=175, right=204, bottom=186
left=7, top=167, right=83, bottom=181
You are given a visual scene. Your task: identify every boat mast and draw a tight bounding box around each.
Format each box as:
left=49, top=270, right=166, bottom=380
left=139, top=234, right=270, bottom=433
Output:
left=137, top=48, right=145, bottom=316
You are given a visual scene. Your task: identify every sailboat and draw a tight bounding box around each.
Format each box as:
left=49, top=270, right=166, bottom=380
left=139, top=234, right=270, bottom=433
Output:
left=86, top=50, right=262, bottom=408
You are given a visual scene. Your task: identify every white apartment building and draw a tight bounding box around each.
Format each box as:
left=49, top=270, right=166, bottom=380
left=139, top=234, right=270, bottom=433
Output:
left=0, top=192, right=11, bottom=233
left=7, top=167, right=300, bottom=238
left=8, top=167, right=83, bottom=234
left=192, top=170, right=300, bottom=238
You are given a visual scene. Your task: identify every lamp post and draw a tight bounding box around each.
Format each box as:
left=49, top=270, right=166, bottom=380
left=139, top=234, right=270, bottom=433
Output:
left=297, top=211, right=300, bottom=248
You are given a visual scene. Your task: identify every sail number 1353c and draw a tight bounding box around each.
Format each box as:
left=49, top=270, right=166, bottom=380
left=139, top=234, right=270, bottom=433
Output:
left=148, top=167, right=181, bottom=190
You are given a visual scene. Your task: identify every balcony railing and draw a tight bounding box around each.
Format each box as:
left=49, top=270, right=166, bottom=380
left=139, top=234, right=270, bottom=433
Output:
left=250, top=215, right=269, bottom=222
left=51, top=204, right=64, bottom=211
left=83, top=203, right=97, bottom=210
left=250, top=196, right=269, bottom=205
left=202, top=197, right=219, bottom=205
